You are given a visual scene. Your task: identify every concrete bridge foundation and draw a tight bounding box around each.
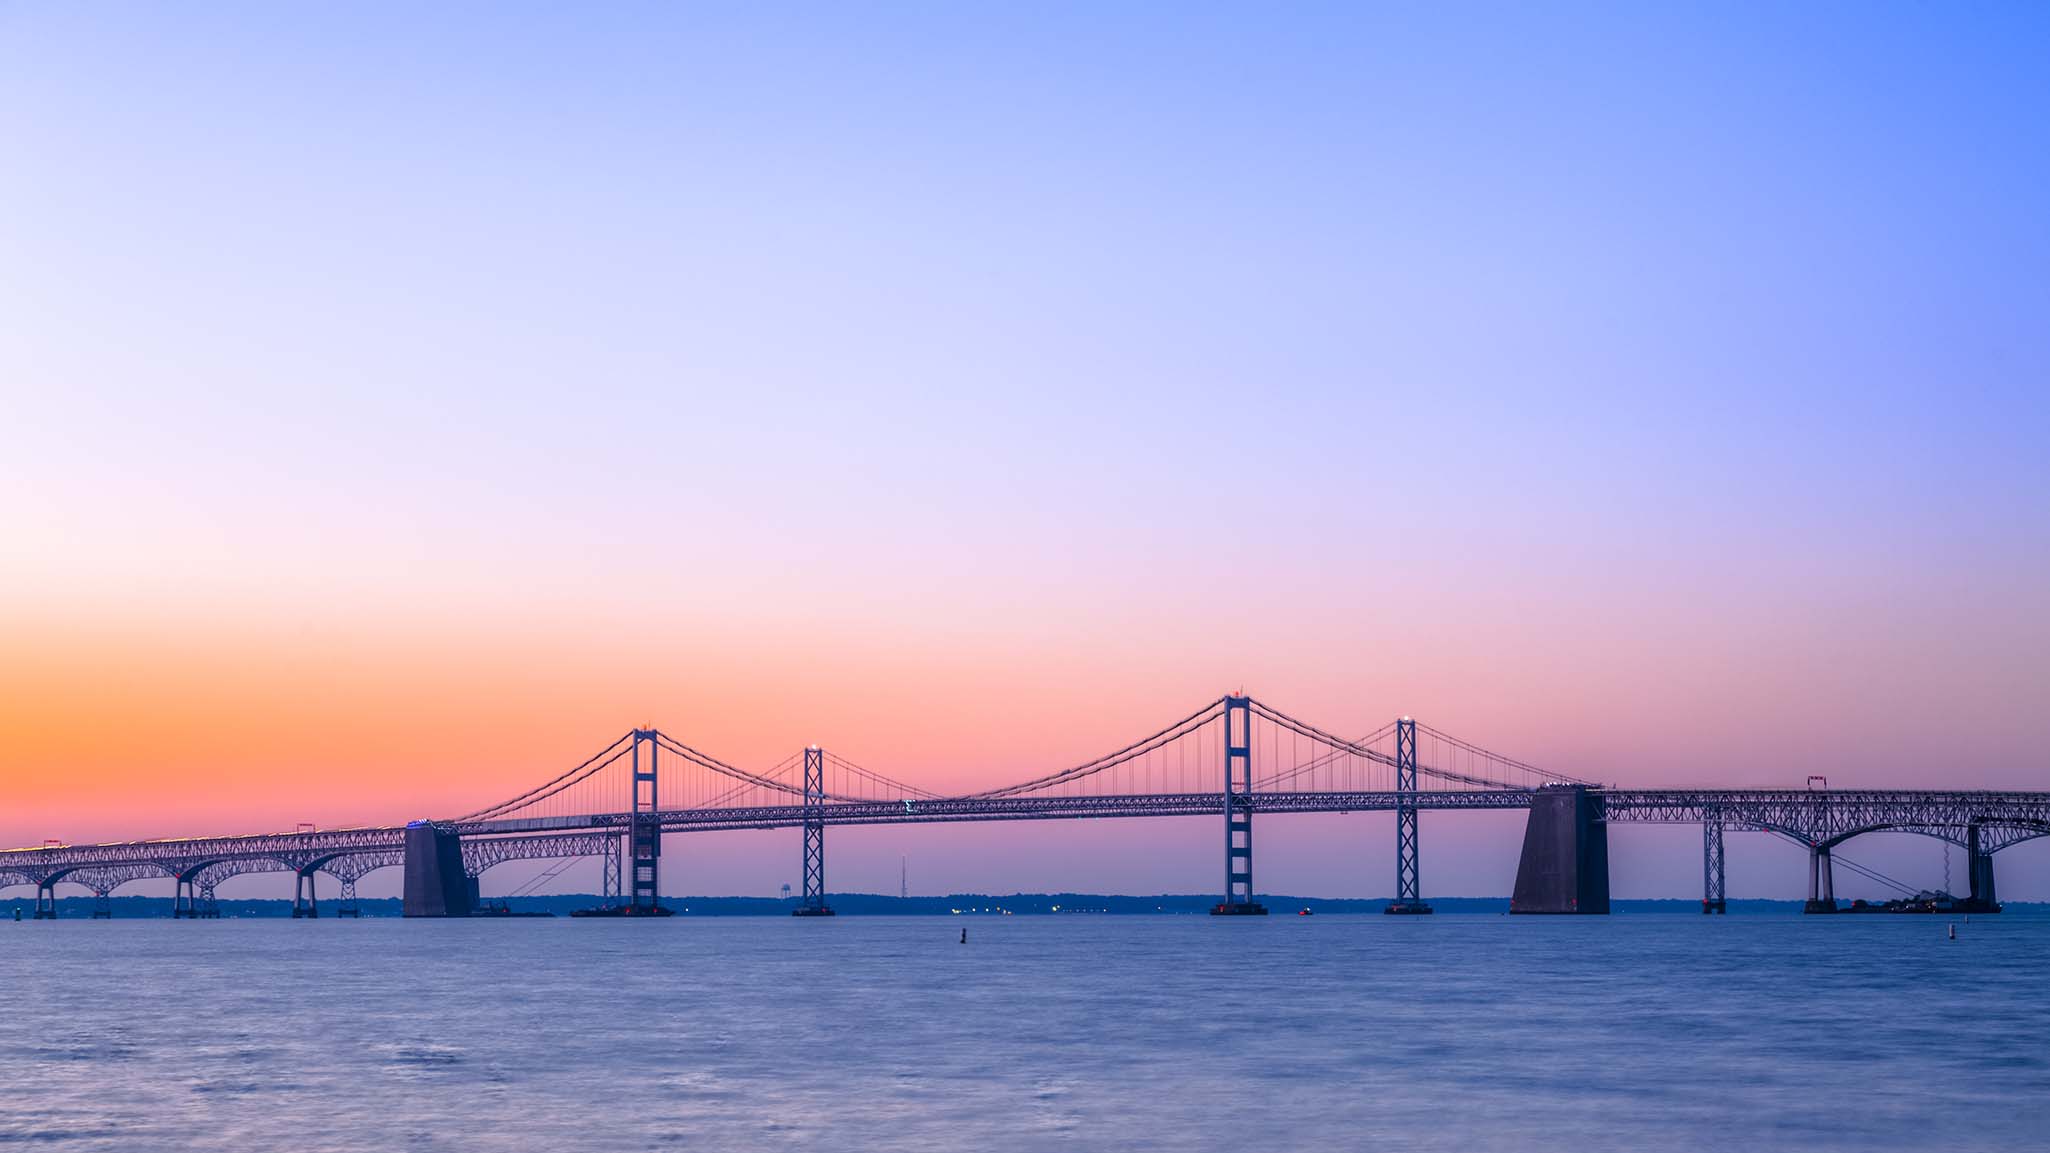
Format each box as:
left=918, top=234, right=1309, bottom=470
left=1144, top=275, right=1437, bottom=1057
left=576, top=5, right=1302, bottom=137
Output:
left=403, top=824, right=474, bottom=918
left=1510, top=785, right=1610, bottom=913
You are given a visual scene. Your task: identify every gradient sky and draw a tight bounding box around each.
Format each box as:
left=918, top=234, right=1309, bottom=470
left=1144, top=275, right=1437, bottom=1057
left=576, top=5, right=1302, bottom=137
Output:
left=3, top=3, right=2047, bottom=902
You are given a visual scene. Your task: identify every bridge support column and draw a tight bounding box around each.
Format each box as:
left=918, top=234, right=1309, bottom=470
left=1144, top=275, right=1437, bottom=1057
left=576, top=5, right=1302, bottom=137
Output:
left=1702, top=816, right=1726, bottom=914
left=1966, top=824, right=2000, bottom=913
left=173, top=877, right=197, bottom=919
left=292, top=870, right=319, bottom=919
left=1510, top=785, right=1610, bottom=913
left=337, top=878, right=361, bottom=918
left=1385, top=717, right=1432, bottom=914
left=403, top=823, right=475, bottom=917
left=600, top=832, right=623, bottom=906
left=34, top=881, right=56, bottom=919
left=1212, top=695, right=1266, bottom=915
left=1804, top=845, right=1836, bottom=913
left=794, top=747, right=834, bottom=917
left=629, top=729, right=664, bottom=915
left=90, top=887, right=112, bottom=919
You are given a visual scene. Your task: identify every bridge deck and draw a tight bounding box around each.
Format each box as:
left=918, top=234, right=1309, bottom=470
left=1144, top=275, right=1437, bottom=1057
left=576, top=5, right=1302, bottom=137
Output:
left=7, top=787, right=2049, bottom=887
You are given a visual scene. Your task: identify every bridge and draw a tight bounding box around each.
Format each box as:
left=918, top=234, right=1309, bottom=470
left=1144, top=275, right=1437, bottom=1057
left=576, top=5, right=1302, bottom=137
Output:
left=4, top=696, right=2042, bottom=918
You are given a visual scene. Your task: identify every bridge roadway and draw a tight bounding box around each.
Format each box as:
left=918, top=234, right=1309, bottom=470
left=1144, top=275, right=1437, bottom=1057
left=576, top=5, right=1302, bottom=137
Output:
left=455, top=787, right=2050, bottom=848
left=5, top=787, right=2048, bottom=918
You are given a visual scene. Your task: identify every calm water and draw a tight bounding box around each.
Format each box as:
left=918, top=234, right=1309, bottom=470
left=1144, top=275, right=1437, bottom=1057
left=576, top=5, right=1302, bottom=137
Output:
left=2, top=914, right=2046, bottom=1151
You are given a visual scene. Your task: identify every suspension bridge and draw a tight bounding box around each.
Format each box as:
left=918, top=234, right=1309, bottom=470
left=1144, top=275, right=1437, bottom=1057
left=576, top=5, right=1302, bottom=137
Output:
left=4, top=695, right=2042, bottom=919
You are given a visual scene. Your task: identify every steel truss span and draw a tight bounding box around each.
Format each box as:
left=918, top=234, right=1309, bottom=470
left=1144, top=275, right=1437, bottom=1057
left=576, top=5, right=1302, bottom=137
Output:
left=11, top=790, right=2049, bottom=881
left=0, top=830, right=631, bottom=908
left=457, top=789, right=1537, bottom=837
left=1600, top=790, right=2050, bottom=851
left=5, top=694, right=2048, bottom=914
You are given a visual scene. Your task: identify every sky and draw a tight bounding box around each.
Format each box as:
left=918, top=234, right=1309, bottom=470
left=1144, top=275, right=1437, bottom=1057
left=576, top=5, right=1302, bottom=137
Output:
left=3, top=3, right=2047, bottom=903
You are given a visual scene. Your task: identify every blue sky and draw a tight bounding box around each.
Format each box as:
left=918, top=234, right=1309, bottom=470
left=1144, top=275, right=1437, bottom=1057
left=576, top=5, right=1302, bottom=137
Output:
left=2, top=3, right=2047, bottom=900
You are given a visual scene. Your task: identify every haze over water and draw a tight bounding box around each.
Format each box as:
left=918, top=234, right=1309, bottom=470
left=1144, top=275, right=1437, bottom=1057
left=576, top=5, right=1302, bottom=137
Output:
left=4, top=915, right=2045, bottom=1151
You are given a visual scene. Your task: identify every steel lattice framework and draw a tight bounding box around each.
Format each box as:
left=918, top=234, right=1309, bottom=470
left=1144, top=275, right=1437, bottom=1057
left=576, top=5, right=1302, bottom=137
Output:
left=0, top=829, right=636, bottom=915
left=1597, top=790, right=2050, bottom=850
left=1702, top=813, right=1727, bottom=913
left=6, top=694, right=2048, bottom=915
left=1392, top=718, right=1422, bottom=909
left=10, top=792, right=2050, bottom=904
left=796, top=747, right=831, bottom=916
left=433, top=786, right=2050, bottom=851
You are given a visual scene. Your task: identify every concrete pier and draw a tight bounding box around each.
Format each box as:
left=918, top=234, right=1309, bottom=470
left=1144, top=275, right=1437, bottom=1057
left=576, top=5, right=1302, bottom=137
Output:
left=1804, top=845, right=1836, bottom=913
left=403, top=823, right=474, bottom=918
left=1966, top=824, right=2001, bottom=913
left=1510, top=785, right=1610, bottom=914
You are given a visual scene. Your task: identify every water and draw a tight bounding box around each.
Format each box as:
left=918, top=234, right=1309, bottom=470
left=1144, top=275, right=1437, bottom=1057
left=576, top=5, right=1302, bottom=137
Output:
left=3, top=914, right=2046, bottom=1151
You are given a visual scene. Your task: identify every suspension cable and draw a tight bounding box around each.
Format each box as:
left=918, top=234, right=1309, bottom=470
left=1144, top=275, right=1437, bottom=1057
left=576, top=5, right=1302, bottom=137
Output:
left=459, top=732, right=637, bottom=821
left=1248, top=699, right=1568, bottom=791
left=961, top=697, right=1229, bottom=799
left=1415, top=721, right=1589, bottom=785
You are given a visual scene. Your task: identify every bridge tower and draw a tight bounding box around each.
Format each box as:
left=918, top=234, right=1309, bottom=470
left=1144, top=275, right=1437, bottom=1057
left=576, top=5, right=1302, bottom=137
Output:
left=794, top=746, right=835, bottom=916
left=628, top=729, right=663, bottom=914
left=33, top=879, right=56, bottom=919
left=1701, top=814, right=1726, bottom=914
left=1212, top=695, right=1266, bottom=915
left=1385, top=717, right=1432, bottom=914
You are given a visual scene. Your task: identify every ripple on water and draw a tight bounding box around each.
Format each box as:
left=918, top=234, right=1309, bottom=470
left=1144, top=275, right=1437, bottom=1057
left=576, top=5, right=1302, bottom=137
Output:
left=0, top=1111, right=130, bottom=1147
left=377, top=1041, right=466, bottom=1069
left=190, top=1079, right=301, bottom=1096
left=661, top=1068, right=733, bottom=1097
left=9, top=1039, right=138, bottom=1065
left=0, top=1128, right=126, bottom=1145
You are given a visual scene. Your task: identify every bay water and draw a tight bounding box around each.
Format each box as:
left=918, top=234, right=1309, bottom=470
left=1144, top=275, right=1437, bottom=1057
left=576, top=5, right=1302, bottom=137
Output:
left=2, top=913, right=2044, bottom=1150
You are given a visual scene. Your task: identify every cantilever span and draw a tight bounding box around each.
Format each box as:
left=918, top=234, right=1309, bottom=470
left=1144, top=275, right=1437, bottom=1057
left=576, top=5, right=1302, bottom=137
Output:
left=4, top=696, right=2042, bottom=919
left=0, top=828, right=610, bottom=919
